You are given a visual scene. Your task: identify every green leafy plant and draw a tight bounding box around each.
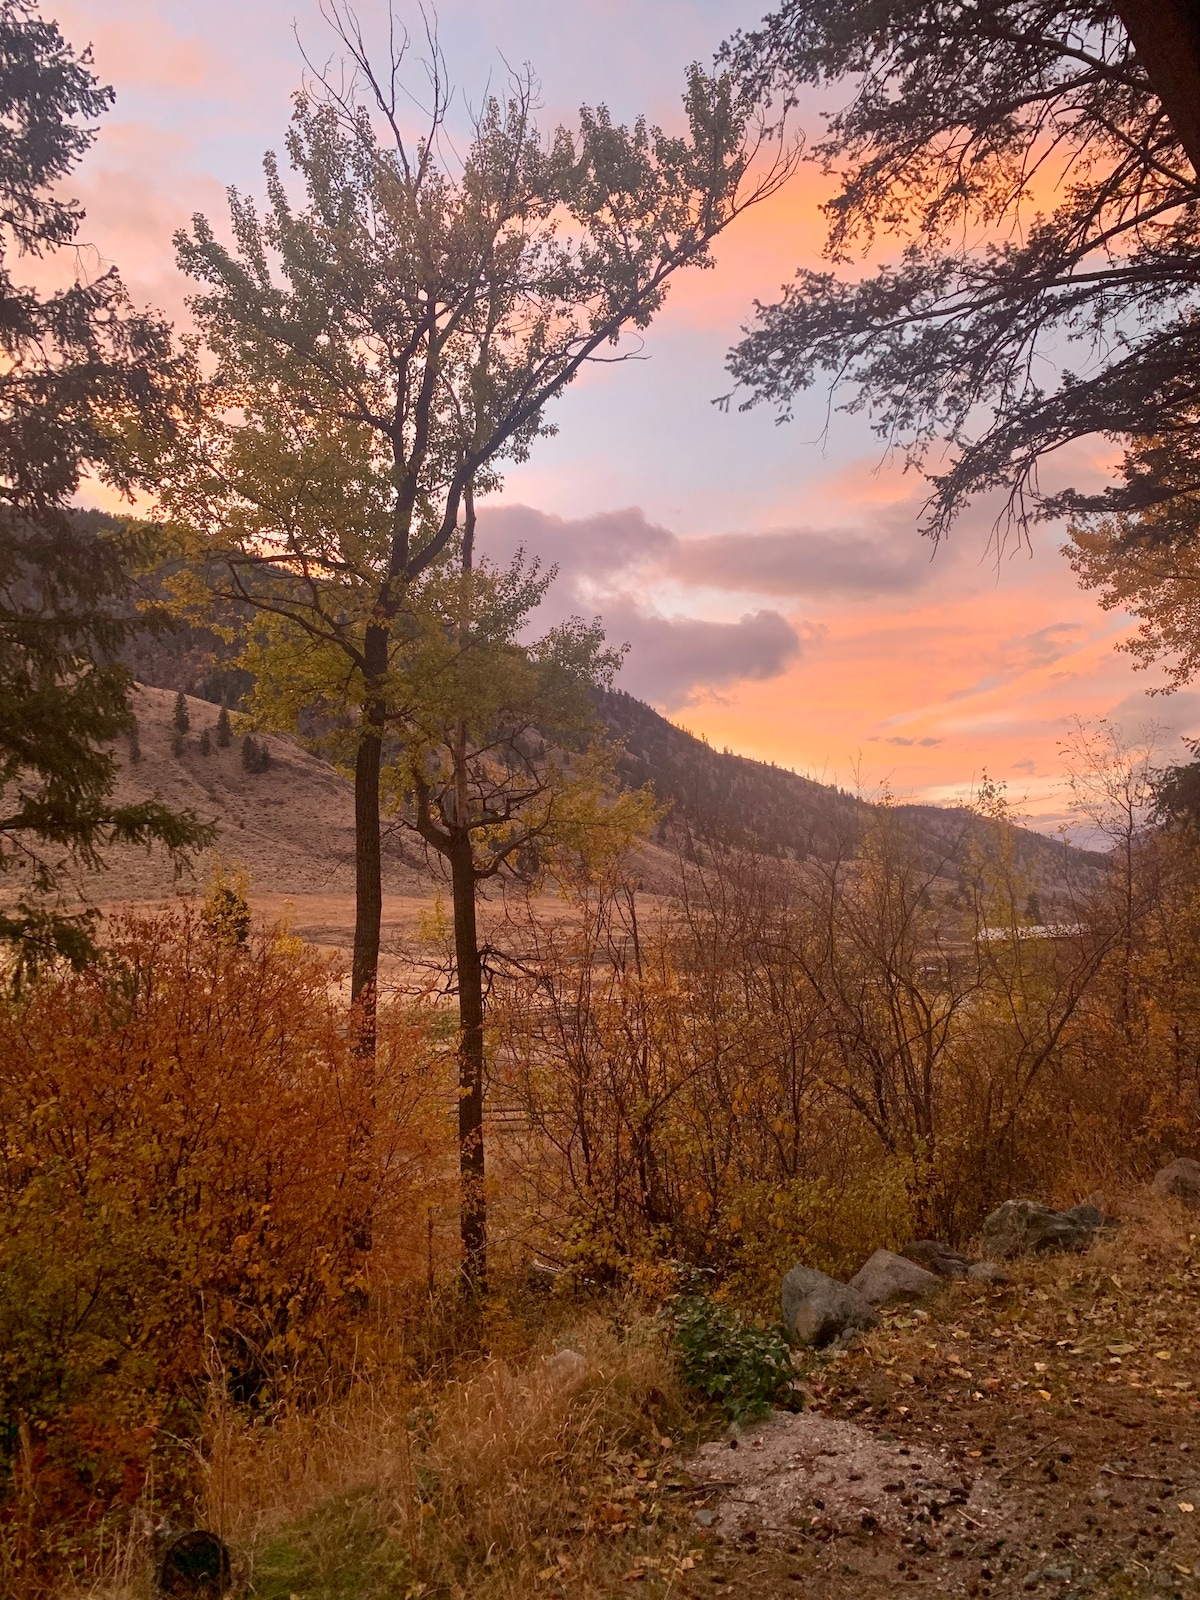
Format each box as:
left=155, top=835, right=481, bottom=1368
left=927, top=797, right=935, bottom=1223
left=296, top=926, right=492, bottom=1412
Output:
left=671, top=1293, right=794, bottom=1422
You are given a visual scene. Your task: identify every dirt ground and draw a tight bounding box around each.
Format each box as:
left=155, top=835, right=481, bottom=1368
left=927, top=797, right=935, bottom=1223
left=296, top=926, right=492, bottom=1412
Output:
left=659, top=1204, right=1200, bottom=1599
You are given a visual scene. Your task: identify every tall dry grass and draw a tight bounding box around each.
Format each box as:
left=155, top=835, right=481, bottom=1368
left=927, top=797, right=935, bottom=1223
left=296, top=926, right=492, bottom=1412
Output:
left=193, top=1311, right=693, bottom=1600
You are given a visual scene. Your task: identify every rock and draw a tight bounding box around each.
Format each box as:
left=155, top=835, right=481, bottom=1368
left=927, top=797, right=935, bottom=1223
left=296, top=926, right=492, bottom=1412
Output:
left=544, top=1348, right=587, bottom=1382
left=781, top=1263, right=878, bottom=1347
left=967, top=1261, right=1010, bottom=1284
left=848, top=1248, right=943, bottom=1306
left=157, top=1531, right=232, bottom=1599
left=1152, top=1157, right=1200, bottom=1207
left=902, top=1239, right=973, bottom=1278
left=980, top=1199, right=1097, bottom=1258
left=1061, top=1202, right=1105, bottom=1229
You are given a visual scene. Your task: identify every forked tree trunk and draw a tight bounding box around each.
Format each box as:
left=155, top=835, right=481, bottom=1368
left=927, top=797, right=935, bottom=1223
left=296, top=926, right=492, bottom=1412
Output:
left=450, top=483, right=487, bottom=1295
left=451, top=833, right=487, bottom=1294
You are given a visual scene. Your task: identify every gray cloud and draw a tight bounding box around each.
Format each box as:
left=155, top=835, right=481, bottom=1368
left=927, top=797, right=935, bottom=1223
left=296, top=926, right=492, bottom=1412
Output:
left=476, top=503, right=802, bottom=709
left=478, top=504, right=673, bottom=585
left=668, top=527, right=944, bottom=599
left=1020, top=623, right=1085, bottom=663
left=477, top=503, right=950, bottom=602
left=601, top=602, right=803, bottom=711
left=1103, top=688, right=1200, bottom=755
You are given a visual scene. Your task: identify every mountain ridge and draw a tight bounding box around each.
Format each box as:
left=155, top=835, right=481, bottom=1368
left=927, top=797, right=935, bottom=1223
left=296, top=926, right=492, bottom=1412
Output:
left=596, top=687, right=1104, bottom=902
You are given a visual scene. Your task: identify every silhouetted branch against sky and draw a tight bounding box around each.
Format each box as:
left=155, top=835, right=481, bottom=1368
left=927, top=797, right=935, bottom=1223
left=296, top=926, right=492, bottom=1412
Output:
left=722, top=1, right=1200, bottom=548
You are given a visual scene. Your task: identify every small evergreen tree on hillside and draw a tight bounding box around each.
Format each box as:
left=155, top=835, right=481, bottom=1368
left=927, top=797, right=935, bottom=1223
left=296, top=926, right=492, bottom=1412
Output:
left=172, top=691, right=189, bottom=735
left=240, top=734, right=269, bottom=774
left=215, top=705, right=231, bottom=748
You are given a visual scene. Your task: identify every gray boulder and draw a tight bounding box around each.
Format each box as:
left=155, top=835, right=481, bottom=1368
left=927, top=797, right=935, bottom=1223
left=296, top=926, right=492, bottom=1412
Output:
left=1152, top=1158, right=1200, bottom=1207
left=544, top=1348, right=587, bottom=1383
left=967, top=1261, right=1010, bottom=1284
left=902, top=1239, right=973, bottom=1278
left=980, top=1199, right=1096, bottom=1258
left=781, top=1263, right=878, bottom=1347
left=849, top=1248, right=943, bottom=1306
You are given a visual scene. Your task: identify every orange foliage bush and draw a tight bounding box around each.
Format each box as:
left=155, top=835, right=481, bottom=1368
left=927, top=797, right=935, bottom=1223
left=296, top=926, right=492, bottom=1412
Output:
left=0, top=907, right=445, bottom=1591
left=493, top=810, right=1200, bottom=1303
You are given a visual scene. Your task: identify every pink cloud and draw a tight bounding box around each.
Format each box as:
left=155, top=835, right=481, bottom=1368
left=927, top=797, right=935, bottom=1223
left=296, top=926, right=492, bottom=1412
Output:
left=71, top=14, right=218, bottom=91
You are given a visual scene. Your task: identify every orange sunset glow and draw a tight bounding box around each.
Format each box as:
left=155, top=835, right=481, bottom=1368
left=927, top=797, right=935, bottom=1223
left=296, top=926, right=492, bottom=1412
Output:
left=65, top=0, right=1187, bottom=834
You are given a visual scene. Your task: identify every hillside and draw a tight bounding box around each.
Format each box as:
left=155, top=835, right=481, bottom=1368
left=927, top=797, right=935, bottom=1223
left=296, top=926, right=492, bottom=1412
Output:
left=85, top=684, right=429, bottom=904
left=63, top=675, right=1103, bottom=920
left=598, top=688, right=1104, bottom=900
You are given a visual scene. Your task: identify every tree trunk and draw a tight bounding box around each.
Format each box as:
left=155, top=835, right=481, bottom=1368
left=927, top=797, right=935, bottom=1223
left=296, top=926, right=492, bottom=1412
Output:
left=450, top=832, right=487, bottom=1295
left=351, top=723, right=383, bottom=1032
left=351, top=623, right=389, bottom=1059
left=1115, top=1, right=1200, bottom=180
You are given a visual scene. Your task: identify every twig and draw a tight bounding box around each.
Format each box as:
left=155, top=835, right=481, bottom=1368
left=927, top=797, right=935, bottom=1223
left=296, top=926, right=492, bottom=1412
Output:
left=1000, top=1437, right=1061, bottom=1479
left=1100, top=1464, right=1169, bottom=1483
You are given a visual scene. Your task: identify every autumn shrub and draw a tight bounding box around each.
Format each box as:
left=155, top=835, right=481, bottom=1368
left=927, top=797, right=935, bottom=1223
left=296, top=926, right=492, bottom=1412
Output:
left=0, top=908, right=444, bottom=1593
left=1054, top=826, right=1200, bottom=1193
left=492, top=812, right=1168, bottom=1304
left=723, top=1161, right=918, bottom=1292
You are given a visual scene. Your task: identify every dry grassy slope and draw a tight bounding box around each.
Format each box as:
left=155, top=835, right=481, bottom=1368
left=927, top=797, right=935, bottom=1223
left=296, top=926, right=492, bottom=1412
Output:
left=88, top=680, right=1101, bottom=932
left=83, top=682, right=1096, bottom=951
left=93, top=684, right=430, bottom=904
left=89, top=688, right=663, bottom=968
left=93, top=685, right=686, bottom=919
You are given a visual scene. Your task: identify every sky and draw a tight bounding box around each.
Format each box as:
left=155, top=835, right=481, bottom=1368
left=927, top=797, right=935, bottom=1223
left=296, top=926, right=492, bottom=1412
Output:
left=58, top=0, right=1200, bottom=834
